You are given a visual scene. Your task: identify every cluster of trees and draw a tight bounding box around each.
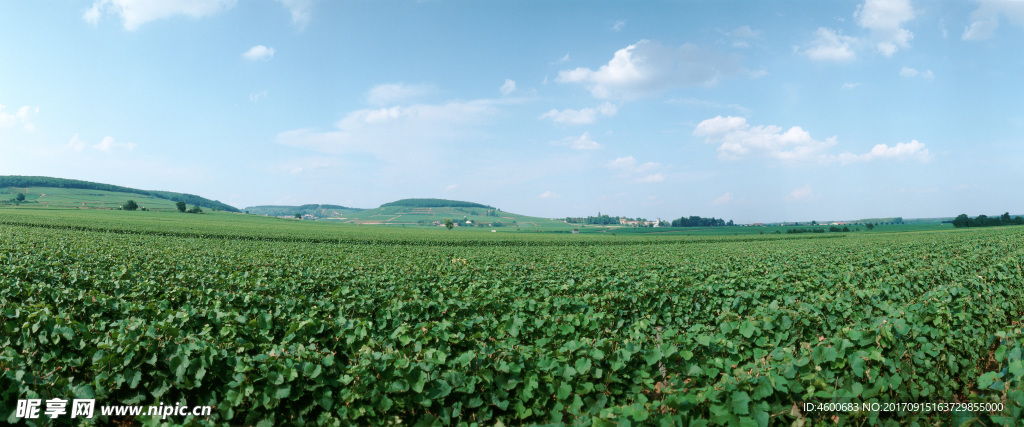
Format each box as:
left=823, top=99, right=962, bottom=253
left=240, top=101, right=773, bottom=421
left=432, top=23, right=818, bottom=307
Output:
left=565, top=213, right=619, bottom=225
left=0, top=176, right=239, bottom=212
left=381, top=198, right=494, bottom=209
left=952, top=212, right=1024, bottom=228
left=670, top=216, right=734, bottom=227
left=6, top=193, right=26, bottom=203
left=787, top=226, right=853, bottom=234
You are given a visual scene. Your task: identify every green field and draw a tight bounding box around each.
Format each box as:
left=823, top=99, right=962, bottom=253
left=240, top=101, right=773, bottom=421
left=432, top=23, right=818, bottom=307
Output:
left=1, top=187, right=182, bottom=211
left=1, top=207, right=1022, bottom=425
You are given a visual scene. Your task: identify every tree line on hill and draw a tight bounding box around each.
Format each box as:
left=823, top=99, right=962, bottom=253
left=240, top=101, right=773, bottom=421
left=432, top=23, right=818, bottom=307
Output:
left=0, top=176, right=239, bottom=212
left=670, top=215, right=733, bottom=227
left=565, top=214, right=619, bottom=225
left=952, top=212, right=1024, bottom=228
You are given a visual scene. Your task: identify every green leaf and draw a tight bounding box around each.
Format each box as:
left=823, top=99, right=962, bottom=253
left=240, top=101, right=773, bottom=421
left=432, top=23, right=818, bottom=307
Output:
left=274, top=385, right=291, bottom=399
left=557, top=382, right=571, bottom=400
left=730, top=391, right=751, bottom=415
left=739, top=321, right=756, bottom=338
left=645, top=347, right=663, bottom=366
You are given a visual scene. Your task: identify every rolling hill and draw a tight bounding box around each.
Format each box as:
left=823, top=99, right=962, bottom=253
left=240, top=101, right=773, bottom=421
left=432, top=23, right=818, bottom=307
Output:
left=319, top=198, right=572, bottom=230
left=244, top=204, right=364, bottom=218
left=0, top=176, right=239, bottom=212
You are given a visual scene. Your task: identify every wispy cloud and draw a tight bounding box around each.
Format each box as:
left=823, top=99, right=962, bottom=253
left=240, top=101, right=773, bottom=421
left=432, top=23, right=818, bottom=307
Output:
left=539, top=102, right=617, bottom=125
left=249, top=91, right=268, bottom=103
left=611, top=20, right=626, bottom=32
left=69, top=134, right=136, bottom=152
left=0, top=105, right=38, bottom=132
left=83, top=0, right=237, bottom=30
left=366, top=83, right=435, bottom=106
left=607, top=156, right=665, bottom=183
left=729, top=25, right=762, bottom=48
left=275, top=0, right=313, bottom=29
left=555, top=132, right=601, bottom=150
left=499, top=79, right=516, bottom=96
left=899, top=66, right=934, bottom=79
left=539, top=190, right=560, bottom=199
left=963, top=0, right=1024, bottom=40
left=712, top=192, right=735, bottom=205
left=784, top=184, right=814, bottom=201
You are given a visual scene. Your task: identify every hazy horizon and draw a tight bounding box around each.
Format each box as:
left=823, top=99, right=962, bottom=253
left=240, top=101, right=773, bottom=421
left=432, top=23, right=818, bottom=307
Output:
left=2, top=1, right=1023, bottom=223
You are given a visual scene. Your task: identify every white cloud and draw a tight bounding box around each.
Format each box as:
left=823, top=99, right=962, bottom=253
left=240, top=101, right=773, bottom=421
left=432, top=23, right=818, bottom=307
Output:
left=899, top=66, right=934, bottom=79
left=607, top=156, right=660, bottom=173
left=243, top=45, right=275, bottom=61
left=963, top=0, right=1024, bottom=40
left=556, top=132, right=601, bottom=150
left=539, top=191, right=560, bottom=199
left=83, top=0, right=237, bottom=30
left=694, top=116, right=838, bottom=161
left=836, top=140, right=932, bottom=163
left=802, top=27, right=859, bottom=62
left=611, top=20, right=626, bottom=32
left=0, top=105, right=38, bottom=131
left=841, top=82, right=861, bottom=90
left=445, top=184, right=458, bottom=191
left=712, top=192, right=735, bottom=205
left=558, top=53, right=570, bottom=63
left=855, top=0, right=915, bottom=56
left=784, top=184, right=814, bottom=201
left=275, top=0, right=313, bottom=28
left=694, top=116, right=933, bottom=164
left=539, top=102, right=617, bottom=125
left=500, top=79, right=516, bottom=96
left=556, top=40, right=741, bottom=99
left=366, top=83, right=435, bottom=106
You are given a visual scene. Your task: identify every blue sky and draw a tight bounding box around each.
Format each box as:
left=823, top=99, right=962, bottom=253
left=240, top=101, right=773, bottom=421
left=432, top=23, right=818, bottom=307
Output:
left=2, top=0, right=1023, bottom=223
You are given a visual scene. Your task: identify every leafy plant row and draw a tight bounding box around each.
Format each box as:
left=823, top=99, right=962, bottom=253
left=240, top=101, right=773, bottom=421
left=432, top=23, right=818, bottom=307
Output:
left=1, top=223, right=1022, bottom=425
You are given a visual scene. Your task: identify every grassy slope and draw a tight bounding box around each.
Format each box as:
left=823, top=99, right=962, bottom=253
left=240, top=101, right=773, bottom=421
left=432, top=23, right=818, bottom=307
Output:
left=0, top=205, right=970, bottom=247
left=0, top=186, right=182, bottom=211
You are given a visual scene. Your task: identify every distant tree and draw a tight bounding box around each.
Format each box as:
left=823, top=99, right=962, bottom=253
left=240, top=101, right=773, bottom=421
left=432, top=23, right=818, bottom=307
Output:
left=176, top=201, right=187, bottom=212
left=122, top=200, right=139, bottom=211
left=294, top=213, right=301, bottom=219
left=1002, top=212, right=1012, bottom=224
left=443, top=218, right=454, bottom=230
left=810, top=220, right=818, bottom=226
left=15, top=193, right=25, bottom=202
left=843, top=226, right=850, bottom=232
left=866, top=223, right=875, bottom=230
left=188, top=206, right=203, bottom=214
